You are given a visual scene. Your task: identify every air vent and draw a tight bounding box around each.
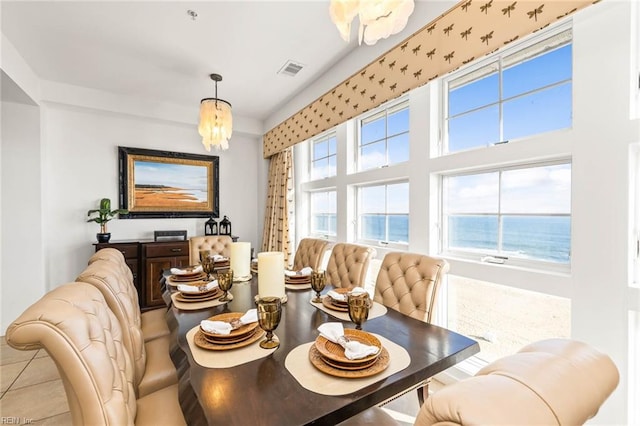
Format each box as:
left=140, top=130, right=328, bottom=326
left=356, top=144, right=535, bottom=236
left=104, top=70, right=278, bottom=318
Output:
left=278, top=60, right=305, bottom=77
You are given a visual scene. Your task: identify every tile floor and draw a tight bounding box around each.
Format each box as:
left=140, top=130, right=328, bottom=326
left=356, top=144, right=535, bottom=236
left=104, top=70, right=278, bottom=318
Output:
left=1, top=336, right=439, bottom=425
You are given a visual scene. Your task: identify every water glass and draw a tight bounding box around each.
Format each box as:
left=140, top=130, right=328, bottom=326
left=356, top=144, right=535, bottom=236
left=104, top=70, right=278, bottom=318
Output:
left=256, top=297, right=282, bottom=349
left=310, top=270, right=326, bottom=303
left=347, top=292, right=372, bottom=330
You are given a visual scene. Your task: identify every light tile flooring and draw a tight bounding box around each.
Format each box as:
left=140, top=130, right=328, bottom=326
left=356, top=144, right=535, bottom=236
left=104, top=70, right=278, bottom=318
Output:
left=1, top=336, right=440, bottom=425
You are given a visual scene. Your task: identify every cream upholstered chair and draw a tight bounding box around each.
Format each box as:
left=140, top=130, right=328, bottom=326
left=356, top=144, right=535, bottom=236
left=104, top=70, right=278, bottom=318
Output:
left=89, top=248, right=169, bottom=342
left=188, top=235, right=233, bottom=265
left=292, top=238, right=330, bottom=271
left=5, top=283, right=185, bottom=426
left=77, top=260, right=178, bottom=398
left=326, top=243, right=376, bottom=289
left=415, top=338, right=619, bottom=426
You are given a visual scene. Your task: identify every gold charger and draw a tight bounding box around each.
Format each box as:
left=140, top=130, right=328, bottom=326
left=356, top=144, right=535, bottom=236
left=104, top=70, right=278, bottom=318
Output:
left=308, top=345, right=390, bottom=378
left=194, top=328, right=265, bottom=351
left=200, top=312, right=260, bottom=340
left=174, top=291, right=221, bottom=303
left=315, top=329, right=381, bottom=364
left=321, top=296, right=349, bottom=312
left=203, top=329, right=260, bottom=345
left=169, top=272, right=208, bottom=282
left=321, top=355, right=378, bottom=371
left=179, top=288, right=221, bottom=299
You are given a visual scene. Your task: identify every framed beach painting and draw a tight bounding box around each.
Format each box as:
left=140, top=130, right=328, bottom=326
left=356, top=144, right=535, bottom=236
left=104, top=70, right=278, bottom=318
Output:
left=118, top=146, right=219, bottom=219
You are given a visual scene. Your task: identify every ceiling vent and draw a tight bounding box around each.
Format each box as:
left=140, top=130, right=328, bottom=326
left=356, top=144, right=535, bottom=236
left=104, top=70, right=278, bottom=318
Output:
left=278, top=60, right=305, bottom=77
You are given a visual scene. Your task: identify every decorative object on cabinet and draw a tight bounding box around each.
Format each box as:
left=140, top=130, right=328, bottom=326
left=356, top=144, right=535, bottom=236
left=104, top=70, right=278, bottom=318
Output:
left=118, top=146, right=219, bottom=219
left=87, top=198, right=128, bottom=243
left=153, top=230, right=188, bottom=242
left=219, top=215, right=232, bottom=235
left=204, top=216, right=218, bottom=235
left=199, top=73, right=233, bottom=152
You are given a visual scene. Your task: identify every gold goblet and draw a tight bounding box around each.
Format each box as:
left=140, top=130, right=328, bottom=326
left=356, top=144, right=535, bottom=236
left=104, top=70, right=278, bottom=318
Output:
left=217, top=270, right=234, bottom=301
left=256, top=297, right=282, bottom=349
left=347, top=291, right=372, bottom=330
left=199, top=249, right=211, bottom=264
left=201, top=257, right=215, bottom=281
left=310, top=270, right=326, bottom=303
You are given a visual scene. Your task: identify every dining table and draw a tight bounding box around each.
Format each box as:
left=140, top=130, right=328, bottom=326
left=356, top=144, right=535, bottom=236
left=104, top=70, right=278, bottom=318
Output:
left=161, top=274, right=479, bottom=426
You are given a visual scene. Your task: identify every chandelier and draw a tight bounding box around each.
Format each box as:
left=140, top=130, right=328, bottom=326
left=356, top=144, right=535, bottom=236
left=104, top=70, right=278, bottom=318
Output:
left=329, top=0, right=415, bottom=46
left=198, top=73, right=233, bottom=151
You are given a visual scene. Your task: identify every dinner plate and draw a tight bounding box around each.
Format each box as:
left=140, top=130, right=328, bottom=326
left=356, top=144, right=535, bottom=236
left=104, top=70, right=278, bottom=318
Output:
left=320, top=354, right=378, bottom=371
left=179, top=288, right=221, bottom=299
left=327, top=288, right=350, bottom=306
left=308, top=344, right=390, bottom=378
left=169, top=272, right=208, bottom=283
left=194, top=328, right=266, bottom=351
left=199, top=312, right=260, bottom=340
left=321, top=296, right=349, bottom=312
left=285, top=276, right=311, bottom=285
left=315, top=329, right=382, bottom=364
left=202, top=328, right=260, bottom=345
left=174, top=292, right=221, bottom=303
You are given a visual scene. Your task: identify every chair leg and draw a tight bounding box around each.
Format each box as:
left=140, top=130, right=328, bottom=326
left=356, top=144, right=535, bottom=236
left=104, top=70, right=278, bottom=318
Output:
left=417, top=378, right=431, bottom=406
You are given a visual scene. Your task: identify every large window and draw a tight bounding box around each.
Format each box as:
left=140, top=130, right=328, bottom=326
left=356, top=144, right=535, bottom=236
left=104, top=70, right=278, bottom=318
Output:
left=311, top=133, right=337, bottom=180
left=357, top=182, right=409, bottom=245
left=445, top=30, right=572, bottom=153
left=310, top=190, right=336, bottom=238
left=358, top=101, right=409, bottom=171
left=443, top=162, right=571, bottom=265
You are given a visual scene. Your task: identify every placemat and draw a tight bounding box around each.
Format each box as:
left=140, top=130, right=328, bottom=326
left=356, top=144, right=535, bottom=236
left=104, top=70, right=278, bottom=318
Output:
left=284, top=334, right=410, bottom=396
left=170, top=292, right=233, bottom=311
left=186, top=325, right=278, bottom=368
left=310, top=299, right=387, bottom=321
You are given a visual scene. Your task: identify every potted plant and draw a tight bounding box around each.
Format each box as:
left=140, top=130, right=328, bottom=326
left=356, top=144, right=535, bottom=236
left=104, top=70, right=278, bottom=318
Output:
left=87, top=198, right=128, bottom=243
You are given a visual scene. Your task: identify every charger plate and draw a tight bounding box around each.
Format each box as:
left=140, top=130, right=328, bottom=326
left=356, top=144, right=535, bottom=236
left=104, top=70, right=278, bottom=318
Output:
left=202, top=329, right=261, bottom=345
left=179, top=288, right=221, bottom=299
left=321, top=355, right=378, bottom=371
left=169, top=272, right=208, bottom=282
left=174, top=291, right=221, bottom=303
left=315, top=329, right=381, bottom=364
left=194, top=328, right=265, bottom=351
left=321, top=296, right=349, bottom=312
left=308, top=345, right=389, bottom=378
left=200, top=312, right=260, bottom=340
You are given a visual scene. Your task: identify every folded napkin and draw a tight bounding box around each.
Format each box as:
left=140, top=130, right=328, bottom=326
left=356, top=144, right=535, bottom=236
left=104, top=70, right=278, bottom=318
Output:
left=284, top=266, right=314, bottom=277
left=171, top=265, right=203, bottom=275
left=200, top=309, right=258, bottom=335
left=211, top=254, right=227, bottom=261
left=317, top=322, right=380, bottom=360
left=177, top=280, right=218, bottom=294
left=327, top=286, right=368, bottom=302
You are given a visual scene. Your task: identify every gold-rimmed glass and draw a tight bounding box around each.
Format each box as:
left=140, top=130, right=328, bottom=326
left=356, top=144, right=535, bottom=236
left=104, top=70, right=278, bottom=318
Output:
left=201, top=257, right=215, bottom=281
left=217, top=270, right=234, bottom=301
left=199, top=249, right=211, bottom=264
left=256, top=297, right=282, bottom=349
left=347, top=292, right=372, bottom=330
left=310, top=270, right=326, bottom=303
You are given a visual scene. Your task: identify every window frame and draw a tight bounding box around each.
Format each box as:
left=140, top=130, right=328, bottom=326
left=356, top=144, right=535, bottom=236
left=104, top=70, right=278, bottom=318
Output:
left=355, top=180, right=409, bottom=249
left=309, top=131, right=337, bottom=180
left=308, top=189, right=337, bottom=241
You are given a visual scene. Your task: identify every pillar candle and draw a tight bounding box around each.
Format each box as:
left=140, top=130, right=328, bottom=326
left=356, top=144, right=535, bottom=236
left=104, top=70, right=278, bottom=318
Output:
left=230, top=242, right=251, bottom=280
left=258, top=251, right=285, bottom=298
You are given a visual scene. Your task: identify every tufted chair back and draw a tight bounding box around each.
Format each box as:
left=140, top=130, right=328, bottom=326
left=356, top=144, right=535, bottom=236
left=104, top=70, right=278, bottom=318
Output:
left=76, top=260, right=147, bottom=393
left=6, top=282, right=137, bottom=426
left=415, top=338, right=619, bottom=426
left=189, top=235, right=233, bottom=265
left=374, top=252, right=449, bottom=324
left=89, top=247, right=135, bottom=284
left=292, top=238, right=330, bottom=271
left=326, top=243, right=376, bottom=289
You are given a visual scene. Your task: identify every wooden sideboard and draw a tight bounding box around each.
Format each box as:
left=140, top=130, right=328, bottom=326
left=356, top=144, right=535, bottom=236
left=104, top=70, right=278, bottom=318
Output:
left=94, top=240, right=189, bottom=310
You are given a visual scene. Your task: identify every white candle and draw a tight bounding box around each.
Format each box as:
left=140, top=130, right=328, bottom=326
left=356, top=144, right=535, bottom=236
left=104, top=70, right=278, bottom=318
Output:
left=258, top=251, right=285, bottom=298
left=230, top=242, right=251, bottom=280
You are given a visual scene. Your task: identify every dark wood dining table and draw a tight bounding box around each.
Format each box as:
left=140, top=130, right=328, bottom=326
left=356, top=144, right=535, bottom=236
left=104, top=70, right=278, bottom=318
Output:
left=162, top=276, right=479, bottom=426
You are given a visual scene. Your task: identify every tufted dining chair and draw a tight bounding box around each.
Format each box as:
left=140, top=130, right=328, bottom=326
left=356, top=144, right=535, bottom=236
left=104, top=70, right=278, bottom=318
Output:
left=326, top=243, right=376, bottom=289
left=5, top=282, right=185, bottom=426
left=189, top=235, right=233, bottom=265
left=292, top=238, right=330, bottom=271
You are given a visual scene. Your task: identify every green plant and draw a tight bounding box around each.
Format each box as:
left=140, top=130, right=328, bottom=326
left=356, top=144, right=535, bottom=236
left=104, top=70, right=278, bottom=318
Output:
left=87, top=198, right=128, bottom=233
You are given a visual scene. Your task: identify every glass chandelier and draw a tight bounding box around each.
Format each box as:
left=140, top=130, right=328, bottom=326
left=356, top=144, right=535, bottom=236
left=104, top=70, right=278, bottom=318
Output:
left=329, top=0, right=415, bottom=46
left=198, top=73, right=233, bottom=151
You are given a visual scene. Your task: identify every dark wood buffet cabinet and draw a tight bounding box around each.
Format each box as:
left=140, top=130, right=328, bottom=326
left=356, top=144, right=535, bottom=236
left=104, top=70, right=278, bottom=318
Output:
left=94, top=240, right=189, bottom=310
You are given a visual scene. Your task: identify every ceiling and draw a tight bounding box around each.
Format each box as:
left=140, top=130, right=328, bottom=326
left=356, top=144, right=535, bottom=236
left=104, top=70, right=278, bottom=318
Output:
left=1, top=1, right=452, bottom=124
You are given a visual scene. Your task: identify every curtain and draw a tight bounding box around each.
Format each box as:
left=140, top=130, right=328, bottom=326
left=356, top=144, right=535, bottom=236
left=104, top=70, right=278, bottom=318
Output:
left=261, top=147, right=293, bottom=265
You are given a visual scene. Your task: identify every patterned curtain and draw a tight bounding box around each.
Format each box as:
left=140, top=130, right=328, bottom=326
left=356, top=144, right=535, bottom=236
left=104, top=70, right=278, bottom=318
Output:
left=261, top=147, right=293, bottom=265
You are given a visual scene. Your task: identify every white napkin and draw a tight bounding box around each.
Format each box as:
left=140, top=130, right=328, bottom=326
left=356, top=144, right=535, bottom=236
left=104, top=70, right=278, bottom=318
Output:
left=317, top=322, right=380, bottom=360
left=327, top=290, right=346, bottom=301
left=171, top=265, right=203, bottom=275
left=200, top=308, right=258, bottom=335
left=211, top=254, right=227, bottom=261
left=177, top=280, right=218, bottom=294
left=284, top=266, right=314, bottom=277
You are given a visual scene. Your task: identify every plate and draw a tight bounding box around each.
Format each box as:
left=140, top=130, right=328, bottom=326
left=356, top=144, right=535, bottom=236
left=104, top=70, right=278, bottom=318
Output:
left=308, top=345, right=390, bottom=378
left=320, top=354, right=378, bottom=371
left=169, top=272, right=208, bottom=282
left=285, top=276, right=311, bottom=285
left=179, top=288, right=221, bottom=299
left=194, top=328, right=266, bottom=351
left=315, top=329, right=381, bottom=364
left=173, top=280, right=213, bottom=289
left=199, top=312, right=260, bottom=340
left=321, top=296, right=349, bottom=312
left=202, top=328, right=260, bottom=345
left=327, top=288, right=350, bottom=305
left=174, top=292, right=221, bottom=303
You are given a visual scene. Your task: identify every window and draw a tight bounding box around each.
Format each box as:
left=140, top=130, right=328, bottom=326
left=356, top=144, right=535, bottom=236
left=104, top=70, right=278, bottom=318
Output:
left=357, top=181, right=409, bottom=245
left=444, top=30, right=572, bottom=153
left=310, top=190, right=336, bottom=238
left=443, top=162, right=571, bottom=265
left=358, top=102, right=409, bottom=171
left=310, top=133, right=337, bottom=180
